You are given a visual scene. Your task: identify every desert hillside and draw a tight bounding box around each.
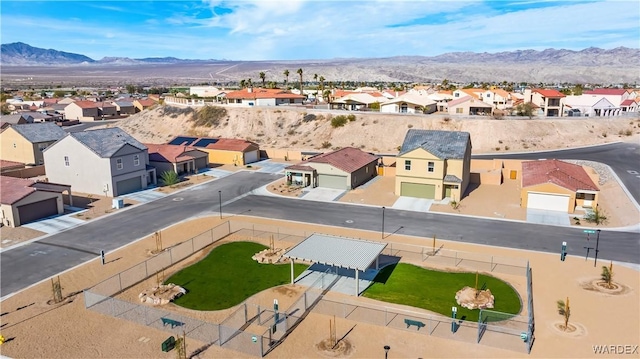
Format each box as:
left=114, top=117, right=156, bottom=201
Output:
left=106, top=105, right=640, bottom=154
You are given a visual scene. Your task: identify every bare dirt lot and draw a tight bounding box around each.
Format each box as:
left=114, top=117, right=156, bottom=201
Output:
left=1, top=216, right=638, bottom=359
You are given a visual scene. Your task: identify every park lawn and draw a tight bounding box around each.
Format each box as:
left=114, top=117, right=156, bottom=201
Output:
left=363, top=263, right=521, bottom=322
left=166, top=241, right=308, bottom=311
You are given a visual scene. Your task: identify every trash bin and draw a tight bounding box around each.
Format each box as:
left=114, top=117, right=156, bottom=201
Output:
left=161, top=336, right=176, bottom=352
left=112, top=198, right=124, bottom=209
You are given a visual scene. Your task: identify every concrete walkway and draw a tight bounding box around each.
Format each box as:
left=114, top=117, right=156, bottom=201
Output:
left=294, top=263, right=378, bottom=296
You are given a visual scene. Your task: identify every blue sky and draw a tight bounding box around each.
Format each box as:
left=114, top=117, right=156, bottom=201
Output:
left=1, top=0, right=638, bottom=60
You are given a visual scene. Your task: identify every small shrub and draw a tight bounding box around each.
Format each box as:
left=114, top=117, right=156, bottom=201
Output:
left=160, top=170, right=180, bottom=187
left=602, top=132, right=607, bottom=137
left=443, top=117, right=451, bottom=122
left=408, top=124, right=413, bottom=128
left=495, top=147, right=501, bottom=151
left=287, top=129, right=295, bottom=135
left=347, top=114, right=356, bottom=122
left=303, top=113, right=316, bottom=122
left=331, top=115, right=348, bottom=128
left=498, top=140, right=503, bottom=144
left=321, top=141, right=332, bottom=149
left=373, top=119, right=379, bottom=124
left=397, top=146, right=402, bottom=151
left=291, top=140, right=298, bottom=145
left=192, top=106, right=227, bottom=127
left=505, top=146, right=510, bottom=150
left=625, top=129, right=632, bottom=136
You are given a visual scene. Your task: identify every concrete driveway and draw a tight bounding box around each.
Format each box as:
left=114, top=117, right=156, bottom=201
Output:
left=392, top=196, right=433, bottom=212
left=526, top=209, right=571, bottom=226
left=22, top=208, right=86, bottom=234
left=119, top=187, right=166, bottom=203
left=202, top=168, right=233, bottom=179
left=301, top=187, right=346, bottom=201
left=255, top=160, right=288, bottom=174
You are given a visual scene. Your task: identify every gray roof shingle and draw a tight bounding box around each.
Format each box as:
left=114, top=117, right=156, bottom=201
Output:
left=70, top=128, right=146, bottom=158
left=11, top=122, right=66, bottom=143
left=399, top=129, right=470, bottom=159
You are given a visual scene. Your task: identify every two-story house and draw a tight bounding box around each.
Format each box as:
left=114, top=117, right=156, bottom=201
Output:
left=0, top=122, right=66, bottom=165
left=44, top=128, right=156, bottom=197
left=395, top=129, right=472, bottom=201
left=523, top=89, right=566, bottom=117
left=64, top=101, right=100, bottom=121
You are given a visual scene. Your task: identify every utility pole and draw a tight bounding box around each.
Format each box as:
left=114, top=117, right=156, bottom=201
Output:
left=594, top=229, right=601, bottom=267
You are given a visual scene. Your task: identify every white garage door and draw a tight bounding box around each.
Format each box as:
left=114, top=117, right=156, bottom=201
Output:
left=244, top=150, right=259, bottom=164
left=527, top=192, right=570, bottom=212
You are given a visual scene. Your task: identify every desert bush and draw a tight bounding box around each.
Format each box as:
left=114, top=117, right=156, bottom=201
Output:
left=443, top=117, right=451, bottom=122
left=602, top=132, right=607, bottom=138
left=303, top=113, right=316, bottom=122
left=287, top=129, right=295, bottom=135
left=321, top=141, right=332, bottom=148
left=347, top=114, right=356, bottom=122
left=408, top=124, right=413, bottom=128
left=625, top=129, right=633, bottom=136
left=331, top=115, right=348, bottom=128
left=373, top=119, right=379, bottom=124
left=505, top=146, right=510, bottom=150
left=495, top=147, right=501, bottom=151
left=160, top=170, right=180, bottom=187
left=191, top=106, right=227, bottom=127
left=498, top=140, right=503, bottom=144
left=162, top=105, right=195, bottom=119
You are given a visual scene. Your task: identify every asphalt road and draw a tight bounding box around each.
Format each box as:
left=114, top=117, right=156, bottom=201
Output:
left=224, top=195, right=640, bottom=264
left=0, top=172, right=279, bottom=297
left=473, top=142, right=640, bottom=206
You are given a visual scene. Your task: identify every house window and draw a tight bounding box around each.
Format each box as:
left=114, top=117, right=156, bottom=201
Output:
left=427, top=161, right=435, bottom=172
left=116, top=158, right=123, bottom=170
left=64, top=156, right=69, bottom=167
left=456, top=108, right=463, bottom=114
left=404, top=160, right=411, bottom=171
left=133, top=154, right=140, bottom=166
left=576, top=193, right=595, bottom=200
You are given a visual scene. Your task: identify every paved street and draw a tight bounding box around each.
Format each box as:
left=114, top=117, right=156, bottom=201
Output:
left=0, top=172, right=279, bottom=297
left=473, top=142, right=640, bottom=206
left=223, top=195, right=640, bottom=264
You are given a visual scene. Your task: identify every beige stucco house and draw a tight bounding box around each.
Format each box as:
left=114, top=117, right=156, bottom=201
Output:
left=521, top=159, right=599, bottom=213
left=145, top=143, right=209, bottom=175
left=380, top=93, right=437, bottom=114
left=395, top=129, right=472, bottom=201
left=0, top=122, right=66, bottom=165
left=44, top=128, right=157, bottom=197
left=447, top=96, right=493, bottom=116
left=1, top=176, right=68, bottom=227
left=523, top=89, right=566, bottom=117
left=285, top=147, right=379, bottom=190
left=64, top=101, right=100, bottom=121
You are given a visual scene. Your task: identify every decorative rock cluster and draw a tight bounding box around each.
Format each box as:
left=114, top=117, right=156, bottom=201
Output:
left=455, top=286, right=495, bottom=310
left=252, top=248, right=285, bottom=264
left=139, top=283, right=186, bottom=305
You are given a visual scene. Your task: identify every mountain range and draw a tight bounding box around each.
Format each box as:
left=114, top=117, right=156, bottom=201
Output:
left=1, top=42, right=639, bottom=84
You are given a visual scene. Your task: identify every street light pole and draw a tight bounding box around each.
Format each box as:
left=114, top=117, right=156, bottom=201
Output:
left=384, top=345, right=390, bottom=359
left=594, top=229, right=601, bottom=267
left=218, top=190, right=222, bottom=219
left=381, top=206, right=385, bottom=240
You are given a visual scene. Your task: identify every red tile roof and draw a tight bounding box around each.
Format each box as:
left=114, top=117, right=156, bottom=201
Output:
left=136, top=99, right=156, bottom=107
left=145, top=143, right=200, bottom=163
left=305, top=147, right=378, bottom=173
left=1, top=176, right=36, bottom=204
left=532, top=89, right=566, bottom=98
left=584, top=88, right=628, bottom=96
left=225, top=88, right=305, bottom=100
left=522, top=159, right=598, bottom=192
left=206, top=138, right=259, bottom=152
left=72, top=100, right=100, bottom=109
left=0, top=160, right=25, bottom=170
left=620, top=99, right=635, bottom=106
left=285, top=164, right=316, bottom=172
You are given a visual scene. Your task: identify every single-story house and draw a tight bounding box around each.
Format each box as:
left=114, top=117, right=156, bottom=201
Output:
left=380, top=93, right=437, bottom=114
left=225, top=88, right=305, bottom=106
left=64, top=101, right=101, bottom=121
left=145, top=143, right=209, bottom=175
left=330, top=93, right=383, bottom=111
left=620, top=99, right=639, bottom=113
left=521, top=159, right=599, bottom=213
left=167, top=136, right=261, bottom=165
left=286, top=147, right=378, bottom=190
left=564, top=95, right=618, bottom=117
left=447, top=96, right=493, bottom=116
left=98, top=101, right=118, bottom=118
left=1, top=176, right=70, bottom=227
left=395, top=129, right=472, bottom=201
left=0, top=122, right=66, bottom=165
left=133, top=99, right=156, bottom=112
left=114, top=101, right=136, bottom=115
left=44, top=128, right=157, bottom=197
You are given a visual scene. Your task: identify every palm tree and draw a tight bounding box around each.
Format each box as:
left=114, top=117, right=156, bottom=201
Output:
left=296, top=68, right=303, bottom=98
left=239, top=79, right=246, bottom=89
left=556, top=297, right=570, bottom=331
left=601, top=262, right=614, bottom=288
left=247, top=78, right=253, bottom=88
left=319, top=76, right=325, bottom=103
left=283, top=69, right=290, bottom=88
left=259, top=72, right=266, bottom=88
left=313, top=74, right=319, bottom=104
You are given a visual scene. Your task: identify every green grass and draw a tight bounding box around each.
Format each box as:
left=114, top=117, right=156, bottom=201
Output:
left=363, top=263, right=521, bottom=322
left=165, top=242, right=308, bottom=311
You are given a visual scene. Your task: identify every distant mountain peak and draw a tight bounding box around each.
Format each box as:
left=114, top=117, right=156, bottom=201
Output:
left=1, top=42, right=95, bottom=65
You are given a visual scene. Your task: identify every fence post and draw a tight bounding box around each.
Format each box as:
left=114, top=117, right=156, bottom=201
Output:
left=260, top=334, right=264, bottom=357
left=244, top=303, right=248, bottom=323
left=428, top=317, right=431, bottom=335
left=169, top=248, right=173, bottom=265
left=145, top=260, right=149, bottom=278
left=384, top=308, right=387, bottom=326
left=118, top=273, right=123, bottom=292
left=227, top=220, right=231, bottom=236
left=491, top=256, right=494, bottom=272
left=304, top=292, right=308, bottom=310
left=257, top=305, right=261, bottom=324
left=218, top=325, right=223, bottom=346
left=191, top=238, right=195, bottom=253
left=455, top=251, right=458, bottom=267
left=210, top=228, right=214, bottom=244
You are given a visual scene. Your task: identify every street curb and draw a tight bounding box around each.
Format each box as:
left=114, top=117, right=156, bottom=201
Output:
left=473, top=141, right=623, bottom=157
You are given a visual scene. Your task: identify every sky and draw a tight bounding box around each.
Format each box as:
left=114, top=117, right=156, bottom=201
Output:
left=1, top=0, right=638, bottom=61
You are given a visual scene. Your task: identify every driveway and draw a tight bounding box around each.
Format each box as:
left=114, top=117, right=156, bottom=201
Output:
left=301, top=187, right=346, bottom=201
left=255, top=159, right=288, bottom=174
left=119, top=187, right=167, bottom=203
left=22, top=209, right=86, bottom=234
left=526, top=209, right=571, bottom=226
left=202, top=168, right=233, bottom=179
left=392, top=196, right=433, bottom=212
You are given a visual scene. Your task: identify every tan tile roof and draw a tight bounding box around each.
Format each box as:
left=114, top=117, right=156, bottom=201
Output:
left=532, top=88, right=566, bottom=98
left=306, top=147, right=378, bottom=173
left=522, top=159, right=598, bottom=191
left=206, top=138, right=259, bottom=152
left=145, top=143, right=199, bottom=163
left=72, top=100, right=100, bottom=109
left=136, top=99, right=156, bottom=107
left=225, top=88, right=305, bottom=100
left=1, top=176, right=36, bottom=204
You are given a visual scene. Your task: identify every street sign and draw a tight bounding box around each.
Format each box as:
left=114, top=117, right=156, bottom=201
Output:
left=583, top=230, right=596, bottom=234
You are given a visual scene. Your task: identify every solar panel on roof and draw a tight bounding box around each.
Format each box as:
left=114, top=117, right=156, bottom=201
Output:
left=168, top=136, right=198, bottom=146
left=193, top=138, right=218, bottom=147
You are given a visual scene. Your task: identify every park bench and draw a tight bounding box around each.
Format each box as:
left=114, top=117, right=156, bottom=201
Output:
left=161, top=336, right=176, bottom=352
left=404, top=318, right=426, bottom=330
left=161, top=317, right=184, bottom=329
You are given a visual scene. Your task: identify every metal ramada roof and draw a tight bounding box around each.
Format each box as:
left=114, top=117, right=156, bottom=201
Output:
left=284, top=234, right=387, bottom=271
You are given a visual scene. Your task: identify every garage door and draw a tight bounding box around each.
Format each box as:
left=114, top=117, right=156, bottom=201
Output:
left=527, top=192, right=570, bottom=212
left=401, top=182, right=436, bottom=199
left=244, top=150, right=259, bottom=164
left=18, top=198, right=58, bottom=225
left=318, top=174, right=347, bottom=189
left=116, top=177, right=142, bottom=196
left=194, top=156, right=208, bottom=170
